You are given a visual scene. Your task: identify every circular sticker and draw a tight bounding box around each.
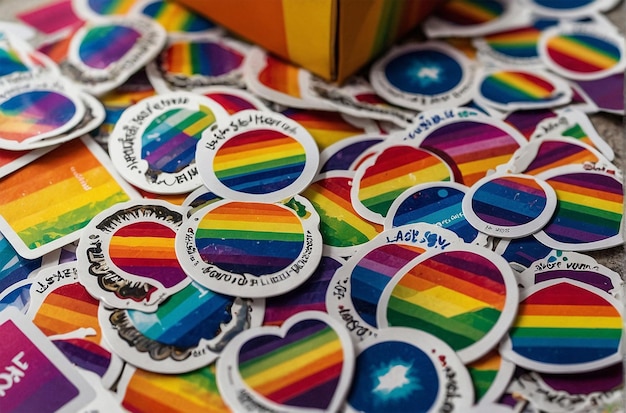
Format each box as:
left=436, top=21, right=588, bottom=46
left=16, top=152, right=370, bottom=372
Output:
left=500, top=279, right=623, bottom=373
left=99, top=281, right=265, bottom=374
left=378, top=244, right=519, bottom=363
left=345, top=327, right=474, bottom=413
left=108, top=92, right=227, bottom=194
left=385, top=182, right=479, bottom=244
left=370, top=41, right=477, bottom=111
left=462, top=173, right=557, bottom=238
left=196, top=110, right=319, bottom=203
left=76, top=200, right=190, bottom=311
left=538, top=24, right=625, bottom=80
left=175, top=196, right=323, bottom=298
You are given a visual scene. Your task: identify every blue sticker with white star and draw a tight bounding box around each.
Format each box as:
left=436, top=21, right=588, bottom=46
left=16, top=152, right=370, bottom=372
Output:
left=370, top=41, right=477, bottom=111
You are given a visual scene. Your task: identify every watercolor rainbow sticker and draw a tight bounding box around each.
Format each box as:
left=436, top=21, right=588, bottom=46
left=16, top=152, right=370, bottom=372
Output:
left=138, top=0, right=216, bottom=33
left=379, top=246, right=518, bottom=363
left=534, top=167, right=624, bottom=250
left=352, top=145, right=453, bottom=223
left=501, top=279, right=623, bottom=373
left=78, top=24, right=141, bottom=69
left=162, top=40, right=244, bottom=78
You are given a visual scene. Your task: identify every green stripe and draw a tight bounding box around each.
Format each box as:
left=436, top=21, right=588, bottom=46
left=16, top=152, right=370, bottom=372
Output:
left=362, top=188, right=406, bottom=215
left=214, top=154, right=306, bottom=179
left=177, top=110, right=210, bottom=131
left=239, top=327, right=336, bottom=378
left=510, top=326, right=622, bottom=339
left=467, top=369, right=497, bottom=400
left=319, top=218, right=369, bottom=247
left=450, top=307, right=502, bottom=334
left=196, top=228, right=304, bottom=242
left=561, top=124, right=586, bottom=140
left=557, top=200, right=622, bottom=225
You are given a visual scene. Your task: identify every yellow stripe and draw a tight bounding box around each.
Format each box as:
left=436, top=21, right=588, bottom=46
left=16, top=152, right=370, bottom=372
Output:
left=555, top=189, right=622, bottom=214
left=449, top=1, right=496, bottom=22
left=458, top=154, right=514, bottom=176
left=213, top=142, right=303, bottom=169
left=358, top=164, right=450, bottom=200
left=36, top=303, right=101, bottom=334
left=493, top=72, right=551, bottom=98
left=183, top=114, right=215, bottom=136
left=198, top=219, right=303, bottom=234
left=548, top=37, right=617, bottom=69
left=110, top=236, right=175, bottom=248
left=393, top=284, right=491, bottom=318
left=307, top=190, right=379, bottom=239
left=516, top=314, right=622, bottom=329
left=310, top=129, right=359, bottom=151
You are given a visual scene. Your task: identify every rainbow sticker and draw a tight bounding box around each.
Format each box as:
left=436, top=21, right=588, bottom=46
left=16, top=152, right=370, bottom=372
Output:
left=100, top=281, right=264, bottom=373
left=351, top=144, right=453, bottom=223
left=303, top=172, right=383, bottom=255
left=501, top=279, right=623, bottom=373
left=385, top=182, right=479, bottom=243
left=534, top=166, right=624, bottom=251
left=462, top=173, right=557, bottom=238
left=216, top=311, right=354, bottom=413
left=467, top=350, right=515, bottom=404
left=136, top=0, right=216, bottom=33
left=78, top=25, right=141, bottom=69
left=478, top=25, right=542, bottom=63
left=538, top=24, right=625, bottom=80
left=378, top=245, right=519, bottom=363
left=175, top=196, right=323, bottom=298
left=402, top=108, right=526, bottom=186
left=197, top=110, right=319, bottom=202
left=476, top=69, right=571, bottom=110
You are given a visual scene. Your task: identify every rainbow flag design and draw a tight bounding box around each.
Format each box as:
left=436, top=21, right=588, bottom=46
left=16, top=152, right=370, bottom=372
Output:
left=86, top=0, right=136, bottom=15
left=543, top=172, right=623, bottom=244
left=0, top=90, right=77, bottom=143
left=203, top=92, right=258, bottom=115
left=32, top=282, right=102, bottom=343
left=480, top=71, right=562, bottom=105
left=142, top=107, right=215, bottom=173
left=238, top=319, right=344, bottom=409
left=0, top=234, right=41, bottom=294
left=545, top=33, right=621, bottom=74
left=419, top=121, right=523, bottom=186
left=195, top=202, right=304, bottom=275
left=53, top=338, right=112, bottom=377
left=282, top=109, right=366, bottom=150
left=109, top=221, right=187, bottom=288
left=508, top=281, right=622, bottom=365
left=212, top=129, right=306, bottom=195
left=357, top=146, right=452, bottom=217
left=467, top=350, right=503, bottom=401
left=303, top=176, right=382, bottom=248
left=351, top=244, right=426, bottom=327
left=0, top=48, right=28, bottom=76
left=163, top=41, right=243, bottom=77
left=436, top=0, right=504, bottom=26
left=0, top=139, right=131, bottom=251
left=122, top=364, right=228, bottom=413
left=471, top=175, right=549, bottom=226
left=386, top=250, right=507, bottom=351
left=127, top=282, right=235, bottom=348
left=140, top=0, right=216, bottom=33
left=258, top=54, right=302, bottom=98
left=520, top=140, right=600, bottom=175
left=78, top=24, right=141, bottom=69
left=484, top=26, right=541, bottom=58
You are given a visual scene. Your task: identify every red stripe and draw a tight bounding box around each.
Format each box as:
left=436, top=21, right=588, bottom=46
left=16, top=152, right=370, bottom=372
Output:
left=266, top=361, right=343, bottom=404
left=114, top=222, right=175, bottom=238
left=524, top=283, right=612, bottom=306
left=547, top=48, right=605, bottom=73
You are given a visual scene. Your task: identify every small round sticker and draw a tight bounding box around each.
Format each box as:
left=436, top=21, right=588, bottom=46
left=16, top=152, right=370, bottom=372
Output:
left=462, top=173, right=557, bottom=238
left=175, top=196, right=323, bottom=298
left=370, top=41, right=477, bottom=111
left=108, top=92, right=228, bottom=194
left=538, top=24, right=625, bottom=80
left=196, top=110, right=319, bottom=203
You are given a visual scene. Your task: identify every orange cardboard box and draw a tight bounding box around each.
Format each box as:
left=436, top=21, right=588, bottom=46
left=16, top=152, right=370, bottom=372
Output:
left=176, top=0, right=442, bottom=82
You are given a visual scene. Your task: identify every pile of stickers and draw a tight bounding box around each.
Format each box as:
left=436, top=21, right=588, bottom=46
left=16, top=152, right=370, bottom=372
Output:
left=0, top=0, right=624, bottom=412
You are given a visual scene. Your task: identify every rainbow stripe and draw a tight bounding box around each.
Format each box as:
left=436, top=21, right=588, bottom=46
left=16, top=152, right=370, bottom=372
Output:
left=546, top=33, right=621, bottom=74
left=78, top=24, right=140, bottom=69
left=123, top=365, right=228, bottom=413
left=0, top=91, right=77, bottom=142
left=203, top=91, right=258, bottom=115
left=259, top=54, right=302, bottom=98
left=521, top=140, right=600, bottom=175
left=484, top=26, right=541, bottom=58
left=212, top=129, right=306, bottom=195
left=195, top=202, right=304, bottom=275
left=467, top=351, right=503, bottom=401
left=109, top=221, right=187, bottom=288
left=87, top=0, right=136, bottom=15
left=419, top=121, right=523, bottom=186
left=437, top=0, right=504, bottom=26
left=386, top=250, right=507, bottom=351
left=238, top=319, right=344, bottom=409
left=0, top=234, right=41, bottom=294
left=358, top=146, right=452, bottom=217
left=303, top=176, right=382, bottom=248
left=509, top=282, right=622, bottom=365
left=0, top=139, right=131, bottom=250
left=480, top=71, right=561, bottom=105
left=32, top=282, right=102, bottom=343
left=542, top=172, right=623, bottom=244
left=0, top=48, right=28, bottom=76
left=282, top=109, right=366, bottom=150
left=127, top=282, right=235, bottom=348
left=140, top=0, right=215, bottom=33
left=471, top=175, right=549, bottom=226
left=351, top=244, right=426, bottom=327
left=142, top=107, right=215, bottom=173
left=53, top=338, right=111, bottom=377
left=163, top=41, right=243, bottom=77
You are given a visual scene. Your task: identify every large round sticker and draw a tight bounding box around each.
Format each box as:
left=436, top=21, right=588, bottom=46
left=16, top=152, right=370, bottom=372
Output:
left=197, top=110, right=319, bottom=202
left=108, top=92, right=227, bottom=194
left=175, top=196, right=323, bottom=298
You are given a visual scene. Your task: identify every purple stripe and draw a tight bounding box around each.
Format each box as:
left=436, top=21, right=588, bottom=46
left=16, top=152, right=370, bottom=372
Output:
left=430, top=250, right=505, bottom=284
left=421, top=122, right=508, bottom=148
left=24, top=92, right=71, bottom=119
left=548, top=173, right=622, bottom=195
left=492, top=177, right=546, bottom=197
left=144, top=132, right=197, bottom=164
left=441, top=134, right=517, bottom=157
left=535, top=270, right=614, bottom=293
left=541, top=224, right=602, bottom=243
left=525, top=142, right=587, bottom=172
left=203, top=251, right=295, bottom=268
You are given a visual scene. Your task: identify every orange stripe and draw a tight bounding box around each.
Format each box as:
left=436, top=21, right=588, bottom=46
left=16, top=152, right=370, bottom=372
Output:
left=526, top=151, right=599, bottom=175
left=309, top=183, right=354, bottom=212
left=216, top=136, right=296, bottom=155
left=33, top=313, right=101, bottom=343
left=203, top=211, right=298, bottom=225
left=521, top=303, right=618, bottom=317
left=548, top=180, right=623, bottom=202
left=108, top=245, right=179, bottom=260
left=45, top=294, right=99, bottom=316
